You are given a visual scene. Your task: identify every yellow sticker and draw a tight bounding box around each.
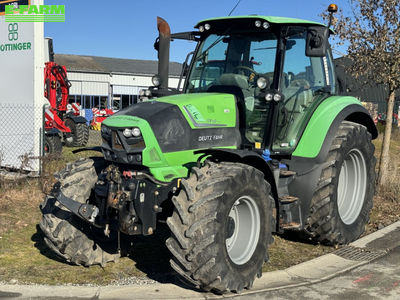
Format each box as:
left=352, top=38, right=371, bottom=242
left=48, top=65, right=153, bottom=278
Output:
left=255, top=142, right=261, bottom=149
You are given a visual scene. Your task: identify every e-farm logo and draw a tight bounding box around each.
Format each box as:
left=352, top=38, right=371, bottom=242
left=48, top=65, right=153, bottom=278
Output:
left=5, top=4, right=65, bottom=22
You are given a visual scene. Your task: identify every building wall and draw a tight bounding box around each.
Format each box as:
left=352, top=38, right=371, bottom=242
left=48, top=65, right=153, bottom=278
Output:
left=66, top=71, right=183, bottom=110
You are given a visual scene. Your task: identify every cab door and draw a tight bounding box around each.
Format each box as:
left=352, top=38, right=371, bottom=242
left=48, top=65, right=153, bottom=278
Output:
left=272, top=30, right=337, bottom=154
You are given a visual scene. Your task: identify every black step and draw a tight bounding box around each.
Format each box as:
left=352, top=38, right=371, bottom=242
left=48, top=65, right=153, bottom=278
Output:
left=279, top=170, right=297, bottom=177
left=279, top=195, right=299, bottom=204
left=280, top=222, right=301, bottom=230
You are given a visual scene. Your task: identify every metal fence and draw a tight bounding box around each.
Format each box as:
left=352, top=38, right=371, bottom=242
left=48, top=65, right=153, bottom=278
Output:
left=0, top=103, right=44, bottom=173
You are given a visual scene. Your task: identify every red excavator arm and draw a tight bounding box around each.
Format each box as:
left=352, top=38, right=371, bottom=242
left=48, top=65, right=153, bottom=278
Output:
left=44, top=61, right=72, bottom=132
left=44, top=61, right=71, bottom=113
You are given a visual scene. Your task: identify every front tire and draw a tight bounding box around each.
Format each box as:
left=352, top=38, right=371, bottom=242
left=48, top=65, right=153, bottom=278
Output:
left=166, top=162, right=273, bottom=293
left=39, top=158, right=120, bottom=266
left=305, top=121, right=376, bottom=244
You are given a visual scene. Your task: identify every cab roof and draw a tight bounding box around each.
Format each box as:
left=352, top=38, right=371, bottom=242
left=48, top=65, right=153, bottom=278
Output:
left=195, top=15, right=327, bottom=28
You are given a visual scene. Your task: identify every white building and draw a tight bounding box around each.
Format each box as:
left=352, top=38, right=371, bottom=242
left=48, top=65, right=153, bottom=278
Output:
left=54, top=54, right=183, bottom=110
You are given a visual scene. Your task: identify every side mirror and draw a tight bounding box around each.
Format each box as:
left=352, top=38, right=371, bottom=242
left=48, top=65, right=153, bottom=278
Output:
left=306, top=26, right=329, bottom=57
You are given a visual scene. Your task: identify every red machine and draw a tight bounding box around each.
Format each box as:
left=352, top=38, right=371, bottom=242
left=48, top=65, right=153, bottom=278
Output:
left=43, top=61, right=89, bottom=153
left=91, top=107, right=114, bottom=130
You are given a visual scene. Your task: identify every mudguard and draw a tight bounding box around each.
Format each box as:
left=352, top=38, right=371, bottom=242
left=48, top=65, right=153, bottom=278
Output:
left=195, top=148, right=278, bottom=200
left=292, top=96, right=377, bottom=164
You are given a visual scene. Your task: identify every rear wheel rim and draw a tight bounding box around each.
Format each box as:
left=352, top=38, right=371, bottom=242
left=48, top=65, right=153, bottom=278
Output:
left=225, top=196, right=261, bottom=265
left=337, top=149, right=367, bottom=225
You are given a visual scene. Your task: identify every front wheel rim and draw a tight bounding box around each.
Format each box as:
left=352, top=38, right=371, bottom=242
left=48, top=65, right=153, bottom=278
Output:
left=337, top=148, right=367, bottom=225
left=225, top=196, right=261, bottom=265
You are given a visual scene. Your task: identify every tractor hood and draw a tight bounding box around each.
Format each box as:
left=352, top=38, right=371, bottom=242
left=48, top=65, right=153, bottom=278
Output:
left=111, top=92, right=238, bottom=129
left=108, top=93, right=239, bottom=154
left=101, top=93, right=240, bottom=180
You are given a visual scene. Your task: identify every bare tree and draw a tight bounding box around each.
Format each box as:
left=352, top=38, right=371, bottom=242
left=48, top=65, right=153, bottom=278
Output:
left=328, top=0, right=400, bottom=187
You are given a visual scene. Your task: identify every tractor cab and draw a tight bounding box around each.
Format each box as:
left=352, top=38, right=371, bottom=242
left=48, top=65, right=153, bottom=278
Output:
left=153, top=16, right=336, bottom=155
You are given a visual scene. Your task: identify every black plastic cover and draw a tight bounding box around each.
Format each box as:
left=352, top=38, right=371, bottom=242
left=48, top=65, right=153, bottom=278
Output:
left=116, top=101, right=240, bottom=153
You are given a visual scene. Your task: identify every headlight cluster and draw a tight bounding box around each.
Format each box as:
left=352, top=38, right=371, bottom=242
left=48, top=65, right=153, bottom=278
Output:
left=199, top=23, right=211, bottom=32
left=265, top=92, right=283, bottom=102
left=139, top=89, right=152, bottom=98
left=255, top=20, right=270, bottom=29
left=123, top=127, right=141, bottom=138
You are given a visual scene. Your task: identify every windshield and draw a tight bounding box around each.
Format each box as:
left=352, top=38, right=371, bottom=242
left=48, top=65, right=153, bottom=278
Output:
left=185, top=33, right=278, bottom=93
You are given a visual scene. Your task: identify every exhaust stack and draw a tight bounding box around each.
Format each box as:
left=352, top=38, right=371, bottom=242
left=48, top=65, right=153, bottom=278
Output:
left=157, top=17, right=171, bottom=89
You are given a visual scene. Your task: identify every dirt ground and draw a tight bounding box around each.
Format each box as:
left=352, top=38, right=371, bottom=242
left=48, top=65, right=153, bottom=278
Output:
left=0, top=130, right=399, bottom=285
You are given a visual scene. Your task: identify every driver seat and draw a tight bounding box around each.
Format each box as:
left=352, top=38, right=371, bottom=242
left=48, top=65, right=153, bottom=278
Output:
left=218, top=73, right=255, bottom=111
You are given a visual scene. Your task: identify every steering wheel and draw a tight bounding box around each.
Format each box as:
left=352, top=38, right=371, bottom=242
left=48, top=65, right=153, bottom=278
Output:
left=233, top=65, right=259, bottom=84
left=233, top=65, right=257, bottom=74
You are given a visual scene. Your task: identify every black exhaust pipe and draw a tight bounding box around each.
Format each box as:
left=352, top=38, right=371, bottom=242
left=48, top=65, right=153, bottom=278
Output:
left=157, top=17, right=171, bottom=89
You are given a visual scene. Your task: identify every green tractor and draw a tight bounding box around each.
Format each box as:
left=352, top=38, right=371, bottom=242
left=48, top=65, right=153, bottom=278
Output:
left=40, top=6, right=377, bottom=293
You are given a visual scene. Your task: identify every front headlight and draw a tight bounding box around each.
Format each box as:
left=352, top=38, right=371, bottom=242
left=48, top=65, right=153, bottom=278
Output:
left=123, top=128, right=133, bottom=138
left=132, top=127, right=141, bottom=137
left=123, top=127, right=141, bottom=138
left=257, top=77, right=268, bottom=89
left=152, top=75, right=161, bottom=87
left=273, top=93, right=282, bottom=102
left=265, top=93, right=274, bottom=101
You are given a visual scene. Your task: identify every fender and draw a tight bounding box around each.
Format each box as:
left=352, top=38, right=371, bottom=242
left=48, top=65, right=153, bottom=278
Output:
left=65, top=115, right=87, bottom=124
left=293, top=96, right=377, bottom=165
left=194, top=148, right=278, bottom=201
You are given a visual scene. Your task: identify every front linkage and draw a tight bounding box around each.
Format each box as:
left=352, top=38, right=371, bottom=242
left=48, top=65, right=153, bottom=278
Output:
left=54, top=163, right=176, bottom=238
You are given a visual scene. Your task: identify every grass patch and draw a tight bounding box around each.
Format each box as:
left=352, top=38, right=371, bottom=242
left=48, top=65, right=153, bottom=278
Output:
left=365, top=130, right=400, bottom=233
left=263, top=236, right=332, bottom=272
left=0, top=224, right=146, bottom=285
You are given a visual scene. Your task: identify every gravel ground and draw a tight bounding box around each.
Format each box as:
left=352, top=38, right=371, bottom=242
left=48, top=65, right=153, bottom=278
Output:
left=0, top=277, right=158, bottom=287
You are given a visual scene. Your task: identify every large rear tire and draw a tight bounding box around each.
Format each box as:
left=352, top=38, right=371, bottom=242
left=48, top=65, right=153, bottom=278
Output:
left=166, top=161, right=273, bottom=293
left=39, top=158, right=120, bottom=266
left=305, top=121, right=376, bottom=244
left=64, top=118, right=89, bottom=147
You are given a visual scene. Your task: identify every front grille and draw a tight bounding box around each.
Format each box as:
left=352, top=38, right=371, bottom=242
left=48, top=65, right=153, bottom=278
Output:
left=126, top=139, right=145, bottom=150
left=103, top=129, right=145, bottom=153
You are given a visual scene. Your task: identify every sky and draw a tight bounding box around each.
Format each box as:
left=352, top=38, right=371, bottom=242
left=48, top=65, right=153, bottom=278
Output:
left=44, top=0, right=351, bottom=63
